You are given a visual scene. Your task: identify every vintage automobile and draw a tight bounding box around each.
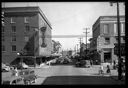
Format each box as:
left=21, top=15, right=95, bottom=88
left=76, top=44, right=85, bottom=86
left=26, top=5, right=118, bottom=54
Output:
left=84, top=60, right=91, bottom=68
left=19, top=69, right=37, bottom=85
left=2, top=76, right=24, bottom=85
left=2, top=63, right=11, bottom=72
left=75, top=60, right=91, bottom=68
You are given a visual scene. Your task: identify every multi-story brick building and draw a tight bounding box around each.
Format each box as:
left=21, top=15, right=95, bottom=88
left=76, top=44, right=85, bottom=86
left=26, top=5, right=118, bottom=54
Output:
left=90, top=16, right=125, bottom=63
left=2, top=7, right=52, bottom=64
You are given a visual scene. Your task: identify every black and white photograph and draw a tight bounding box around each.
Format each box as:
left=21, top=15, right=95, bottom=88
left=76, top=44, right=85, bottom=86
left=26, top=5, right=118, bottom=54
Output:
left=1, top=2, right=125, bottom=85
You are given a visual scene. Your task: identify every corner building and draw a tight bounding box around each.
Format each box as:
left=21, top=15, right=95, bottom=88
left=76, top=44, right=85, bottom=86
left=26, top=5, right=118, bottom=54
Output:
left=2, top=7, right=52, bottom=64
left=91, top=16, right=125, bottom=63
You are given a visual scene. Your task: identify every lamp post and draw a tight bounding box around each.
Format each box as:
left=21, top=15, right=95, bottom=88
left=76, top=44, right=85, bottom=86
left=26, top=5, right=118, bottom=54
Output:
left=110, top=2, right=122, bottom=80
left=17, top=52, right=23, bottom=71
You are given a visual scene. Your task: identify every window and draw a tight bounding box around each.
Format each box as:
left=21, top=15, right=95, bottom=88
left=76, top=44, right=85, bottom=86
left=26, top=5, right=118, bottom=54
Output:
left=24, top=36, right=29, bottom=42
left=12, top=35, right=16, bottom=41
left=11, top=17, right=15, bottom=23
left=114, top=23, right=117, bottom=34
left=103, top=24, right=109, bottom=34
left=12, top=26, right=16, bottom=33
left=24, top=17, right=29, bottom=23
left=25, top=25, right=30, bottom=32
left=2, top=26, right=5, bottom=33
left=123, top=36, right=125, bottom=41
left=105, top=37, right=110, bottom=44
left=12, top=45, right=16, bottom=51
left=2, top=45, right=5, bottom=51
left=2, top=33, right=5, bottom=41
left=121, top=23, right=125, bottom=33
left=114, top=23, right=124, bottom=34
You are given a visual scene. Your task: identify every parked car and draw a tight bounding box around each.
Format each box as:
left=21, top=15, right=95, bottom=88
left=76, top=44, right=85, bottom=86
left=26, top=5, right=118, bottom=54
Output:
left=75, top=60, right=90, bottom=68
left=62, top=59, right=68, bottom=64
left=20, top=69, right=37, bottom=85
left=22, top=63, right=29, bottom=69
left=84, top=60, right=91, bottom=68
left=2, top=76, right=24, bottom=85
left=75, top=61, right=81, bottom=67
left=12, top=63, right=29, bottom=70
left=2, top=63, right=10, bottom=72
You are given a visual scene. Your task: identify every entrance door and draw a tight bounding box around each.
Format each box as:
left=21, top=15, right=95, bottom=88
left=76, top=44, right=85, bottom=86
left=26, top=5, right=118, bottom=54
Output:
left=104, top=52, right=111, bottom=63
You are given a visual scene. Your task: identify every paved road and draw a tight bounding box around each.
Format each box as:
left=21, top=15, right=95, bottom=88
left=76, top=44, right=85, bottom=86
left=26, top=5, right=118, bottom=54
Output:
left=2, top=64, right=125, bottom=85
left=32, top=65, right=124, bottom=85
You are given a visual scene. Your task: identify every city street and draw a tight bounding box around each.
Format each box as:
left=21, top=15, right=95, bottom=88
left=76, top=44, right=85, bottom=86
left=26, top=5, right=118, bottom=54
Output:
left=2, top=64, right=125, bottom=85
left=2, top=2, right=125, bottom=85
left=32, top=64, right=125, bottom=85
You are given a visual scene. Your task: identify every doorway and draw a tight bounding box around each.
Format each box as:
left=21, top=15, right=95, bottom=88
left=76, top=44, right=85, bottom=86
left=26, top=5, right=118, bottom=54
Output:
left=104, top=52, right=111, bottom=63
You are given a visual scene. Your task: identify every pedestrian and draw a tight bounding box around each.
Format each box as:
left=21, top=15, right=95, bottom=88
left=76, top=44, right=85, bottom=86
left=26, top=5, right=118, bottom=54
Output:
left=96, top=60, right=98, bottom=65
left=90, top=60, right=93, bottom=66
left=15, top=67, right=18, bottom=76
left=11, top=66, right=16, bottom=76
left=11, top=66, right=18, bottom=76
left=106, top=65, right=111, bottom=75
left=99, top=64, right=104, bottom=75
left=113, top=60, right=116, bottom=69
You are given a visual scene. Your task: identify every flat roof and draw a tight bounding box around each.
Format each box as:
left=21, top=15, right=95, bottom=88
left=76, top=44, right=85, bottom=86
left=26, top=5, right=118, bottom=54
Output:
left=92, top=15, right=125, bottom=28
left=2, top=6, right=52, bottom=29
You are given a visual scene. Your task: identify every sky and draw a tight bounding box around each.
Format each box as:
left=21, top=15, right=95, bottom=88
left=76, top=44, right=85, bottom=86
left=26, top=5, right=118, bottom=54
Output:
left=2, top=2, right=125, bottom=51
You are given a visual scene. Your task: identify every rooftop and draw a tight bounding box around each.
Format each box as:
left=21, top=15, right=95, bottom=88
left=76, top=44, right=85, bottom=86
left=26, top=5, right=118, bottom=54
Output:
left=2, top=6, right=52, bottom=29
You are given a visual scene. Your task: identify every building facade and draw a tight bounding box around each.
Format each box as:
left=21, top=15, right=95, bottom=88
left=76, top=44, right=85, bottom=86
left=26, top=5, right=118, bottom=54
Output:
left=91, top=16, right=125, bottom=63
left=2, top=7, right=52, bottom=64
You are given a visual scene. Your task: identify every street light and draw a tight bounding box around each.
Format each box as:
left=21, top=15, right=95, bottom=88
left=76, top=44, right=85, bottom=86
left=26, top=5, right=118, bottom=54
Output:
left=110, top=2, right=123, bottom=80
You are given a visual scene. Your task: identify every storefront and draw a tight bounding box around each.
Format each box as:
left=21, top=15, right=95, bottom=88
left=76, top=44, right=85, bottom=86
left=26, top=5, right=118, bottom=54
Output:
left=102, top=48, right=112, bottom=63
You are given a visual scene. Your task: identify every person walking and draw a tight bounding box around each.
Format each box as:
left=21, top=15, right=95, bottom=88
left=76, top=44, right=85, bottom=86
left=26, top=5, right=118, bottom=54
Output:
left=99, top=64, right=104, bottom=75
left=90, top=60, right=93, bottom=67
left=106, top=65, right=111, bottom=75
left=113, top=60, right=116, bottom=69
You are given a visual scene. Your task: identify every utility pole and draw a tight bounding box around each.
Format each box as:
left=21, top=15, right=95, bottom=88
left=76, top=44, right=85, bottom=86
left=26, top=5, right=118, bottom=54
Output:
left=74, top=46, right=76, bottom=55
left=83, top=28, right=90, bottom=55
left=78, top=38, right=82, bottom=58
left=76, top=44, right=78, bottom=55
left=110, top=2, right=123, bottom=80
